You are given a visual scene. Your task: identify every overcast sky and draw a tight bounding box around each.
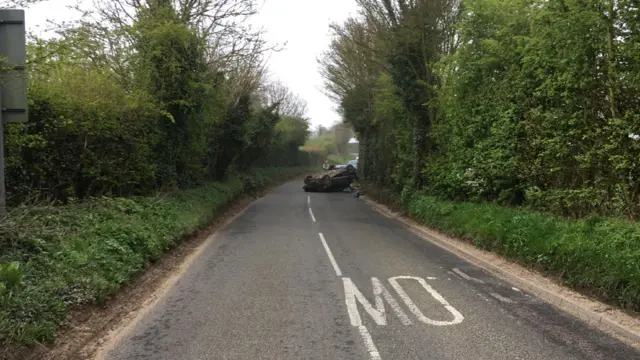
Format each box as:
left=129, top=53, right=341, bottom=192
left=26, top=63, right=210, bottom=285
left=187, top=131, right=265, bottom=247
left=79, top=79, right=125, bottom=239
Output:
left=21, top=0, right=358, bottom=129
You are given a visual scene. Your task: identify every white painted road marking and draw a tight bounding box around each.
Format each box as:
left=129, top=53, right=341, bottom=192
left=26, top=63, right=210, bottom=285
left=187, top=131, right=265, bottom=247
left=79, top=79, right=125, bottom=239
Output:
left=452, top=268, right=485, bottom=284
left=388, top=276, right=464, bottom=326
left=490, top=292, right=516, bottom=303
left=317, top=233, right=382, bottom=358
left=342, top=277, right=412, bottom=326
left=308, top=208, right=316, bottom=222
left=307, top=195, right=310, bottom=206
left=358, top=325, right=382, bottom=360
left=318, top=233, right=342, bottom=276
left=318, top=232, right=466, bottom=360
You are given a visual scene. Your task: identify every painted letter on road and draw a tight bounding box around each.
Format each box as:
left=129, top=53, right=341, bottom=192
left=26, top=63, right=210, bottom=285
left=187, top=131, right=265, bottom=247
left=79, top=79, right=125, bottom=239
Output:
left=388, top=276, right=464, bottom=326
left=342, top=277, right=412, bottom=326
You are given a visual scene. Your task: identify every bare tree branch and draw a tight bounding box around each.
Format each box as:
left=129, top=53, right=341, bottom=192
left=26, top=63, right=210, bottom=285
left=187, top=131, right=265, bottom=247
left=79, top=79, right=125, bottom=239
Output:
left=258, top=80, right=308, bottom=118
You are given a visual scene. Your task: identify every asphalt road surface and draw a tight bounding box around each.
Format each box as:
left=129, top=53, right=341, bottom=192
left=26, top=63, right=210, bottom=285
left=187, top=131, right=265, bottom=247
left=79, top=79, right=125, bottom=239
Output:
left=103, top=180, right=640, bottom=360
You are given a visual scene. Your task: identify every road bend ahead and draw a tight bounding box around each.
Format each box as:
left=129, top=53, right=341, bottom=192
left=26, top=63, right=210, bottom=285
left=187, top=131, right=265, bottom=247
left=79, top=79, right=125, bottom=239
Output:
left=102, top=180, right=639, bottom=360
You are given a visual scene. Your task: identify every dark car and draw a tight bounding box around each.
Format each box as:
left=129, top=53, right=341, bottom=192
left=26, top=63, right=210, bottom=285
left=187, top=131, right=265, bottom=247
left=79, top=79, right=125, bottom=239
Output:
left=303, top=165, right=357, bottom=192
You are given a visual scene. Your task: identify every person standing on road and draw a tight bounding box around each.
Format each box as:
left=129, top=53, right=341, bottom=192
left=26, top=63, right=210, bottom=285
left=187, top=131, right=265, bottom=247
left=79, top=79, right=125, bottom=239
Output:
left=322, top=160, right=330, bottom=170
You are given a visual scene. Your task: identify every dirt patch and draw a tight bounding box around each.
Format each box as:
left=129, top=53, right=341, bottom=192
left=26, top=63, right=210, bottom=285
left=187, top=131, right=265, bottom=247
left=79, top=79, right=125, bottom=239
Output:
left=9, top=177, right=302, bottom=360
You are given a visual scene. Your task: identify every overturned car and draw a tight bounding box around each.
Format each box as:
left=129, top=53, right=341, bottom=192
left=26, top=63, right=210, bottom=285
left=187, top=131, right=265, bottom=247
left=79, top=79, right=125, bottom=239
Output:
left=303, top=165, right=357, bottom=192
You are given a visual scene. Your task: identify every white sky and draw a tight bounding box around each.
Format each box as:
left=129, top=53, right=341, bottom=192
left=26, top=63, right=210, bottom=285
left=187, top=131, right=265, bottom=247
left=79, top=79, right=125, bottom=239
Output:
left=20, top=0, right=359, bottom=128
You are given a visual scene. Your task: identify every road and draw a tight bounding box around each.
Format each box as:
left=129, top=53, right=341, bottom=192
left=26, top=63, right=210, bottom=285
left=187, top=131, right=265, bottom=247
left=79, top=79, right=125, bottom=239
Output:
left=102, top=180, right=640, bottom=360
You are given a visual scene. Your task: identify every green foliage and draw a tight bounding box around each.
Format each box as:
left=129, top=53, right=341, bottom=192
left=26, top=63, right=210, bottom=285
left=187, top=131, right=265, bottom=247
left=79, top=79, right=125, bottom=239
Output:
left=236, top=104, right=281, bottom=171
left=0, top=263, right=23, bottom=292
left=0, top=2, right=316, bottom=349
left=302, top=121, right=356, bottom=169
left=404, top=191, right=640, bottom=312
left=431, top=0, right=640, bottom=217
left=6, top=57, right=159, bottom=202
left=430, top=0, right=530, bottom=204
left=0, top=0, right=315, bottom=353
left=275, top=116, right=311, bottom=148
left=132, top=3, right=209, bottom=188
left=0, top=167, right=314, bottom=348
left=303, top=133, right=338, bottom=156
left=5, top=1, right=313, bottom=204
left=208, top=94, right=253, bottom=179
left=322, top=0, right=640, bottom=218
left=371, top=72, right=413, bottom=191
left=264, top=116, right=320, bottom=167
left=323, top=0, right=640, bottom=316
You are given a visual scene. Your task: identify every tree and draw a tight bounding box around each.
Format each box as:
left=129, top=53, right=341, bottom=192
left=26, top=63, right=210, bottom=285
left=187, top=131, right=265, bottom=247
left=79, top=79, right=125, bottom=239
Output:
left=319, top=0, right=640, bottom=218
left=259, top=80, right=308, bottom=118
left=4, top=0, right=315, bottom=203
left=332, top=122, right=353, bottom=155
left=0, top=0, right=46, bottom=7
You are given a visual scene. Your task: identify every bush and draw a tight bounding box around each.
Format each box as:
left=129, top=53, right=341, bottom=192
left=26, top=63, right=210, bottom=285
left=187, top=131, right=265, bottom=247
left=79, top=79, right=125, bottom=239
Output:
left=0, top=167, right=314, bottom=348
left=405, top=192, right=640, bottom=313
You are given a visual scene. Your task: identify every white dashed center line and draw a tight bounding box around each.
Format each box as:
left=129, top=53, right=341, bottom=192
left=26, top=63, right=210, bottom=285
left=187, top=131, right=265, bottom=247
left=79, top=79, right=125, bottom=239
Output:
left=318, top=233, right=342, bottom=277
left=318, top=231, right=466, bottom=360
left=318, top=232, right=381, bottom=359
left=490, top=293, right=516, bottom=303
left=452, top=268, right=485, bottom=284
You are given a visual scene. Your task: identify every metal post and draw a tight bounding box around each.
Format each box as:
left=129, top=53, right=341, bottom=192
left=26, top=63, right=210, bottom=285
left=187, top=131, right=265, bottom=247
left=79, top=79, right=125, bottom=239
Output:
left=0, top=86, right=5, bottom=217
left=0, top=9, right=28, bottom=217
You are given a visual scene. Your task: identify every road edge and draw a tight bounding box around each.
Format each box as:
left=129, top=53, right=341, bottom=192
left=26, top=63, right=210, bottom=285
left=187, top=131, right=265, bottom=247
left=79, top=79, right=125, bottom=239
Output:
left=361, top=195, right=640, bottom=348
left=91, top=194, right=259, bottom=360
left=16, top=176, right=306, bottom=360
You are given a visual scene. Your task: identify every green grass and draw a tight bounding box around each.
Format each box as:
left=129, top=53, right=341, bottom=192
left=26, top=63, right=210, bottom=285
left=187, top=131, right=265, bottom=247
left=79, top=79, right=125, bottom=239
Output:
left=303, top=134, right=337, bottom=155
left=402, top=192, right=640, bottom=313
left=0, top=167, right=316, bottom=348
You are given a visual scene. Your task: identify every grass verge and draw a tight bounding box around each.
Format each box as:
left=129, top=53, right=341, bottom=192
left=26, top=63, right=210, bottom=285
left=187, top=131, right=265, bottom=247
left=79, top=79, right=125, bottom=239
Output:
left=365, top=183, right=640, bottom=314
left=0, top=167, right=315, bottom=349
